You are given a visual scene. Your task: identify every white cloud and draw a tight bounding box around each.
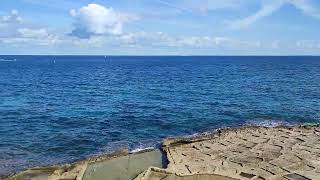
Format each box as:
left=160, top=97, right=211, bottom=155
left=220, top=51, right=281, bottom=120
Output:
left=296, top=40, right=320, bottom=49
left=289, top=0, right=320, bottom=19
left=70, top=4, right=139, bottom=38
left=0, top=10, right=61, bottom=46
left=155, top=0, right=194, bottom=13
left=155, top=0, right=246, bottom=15
left=1, top=35, right=61, bottom=46
left=109, top=31, right=261, bottom=50
left=197, top=0, right=246, bottom=14
left=206, top=0, right=243, bottom=10
left=0, top=10, right=24, bottom=38
left=271, top=40, right=281, bottom=49
left=16, top=28, right=61, bottom=45
left=3, top=7, right=209, bottom=50
left=230, top=1, right=284, bottom=29
left=66, top=30, right=261, bottom=50
left=18, top=28, right=49, bottom=38
left=0, top=10, right=23, bottom=25
left=229, top=0, right=320, bottom=29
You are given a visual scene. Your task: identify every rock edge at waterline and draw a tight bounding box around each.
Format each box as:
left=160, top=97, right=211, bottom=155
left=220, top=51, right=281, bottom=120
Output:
left=5, top=124, right=320, bottom=180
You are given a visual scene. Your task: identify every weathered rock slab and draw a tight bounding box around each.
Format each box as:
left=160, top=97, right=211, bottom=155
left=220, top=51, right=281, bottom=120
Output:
left=164, top=126, right=320, bottom=180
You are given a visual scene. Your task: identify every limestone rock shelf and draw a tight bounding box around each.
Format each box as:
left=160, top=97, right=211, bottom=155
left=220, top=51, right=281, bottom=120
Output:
left=6, top=125, right=320, bottom=180
left=161, top=125, right=320, bottom=180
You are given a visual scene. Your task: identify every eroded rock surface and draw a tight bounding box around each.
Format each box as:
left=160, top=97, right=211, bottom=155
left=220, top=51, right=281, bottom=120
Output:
left=134, top=167, right=235, bottom=180
left=6, top=150, right=129, bottom=180
left=6, top=125, right=320, bottom=180
left=163, top=126, right=320, bottom=180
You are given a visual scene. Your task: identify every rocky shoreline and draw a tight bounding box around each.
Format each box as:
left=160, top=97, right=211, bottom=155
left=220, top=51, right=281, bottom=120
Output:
left=5, top=124, right=320, bottom=180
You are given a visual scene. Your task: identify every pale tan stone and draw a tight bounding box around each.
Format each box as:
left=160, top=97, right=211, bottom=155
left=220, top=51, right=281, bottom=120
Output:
left=6, top=125, right=320, bottom=180
left=163, top=125, right=320, bottom=180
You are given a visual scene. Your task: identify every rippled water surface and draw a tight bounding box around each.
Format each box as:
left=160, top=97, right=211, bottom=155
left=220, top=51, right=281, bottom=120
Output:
left=0, top=56, right=320, bottom=175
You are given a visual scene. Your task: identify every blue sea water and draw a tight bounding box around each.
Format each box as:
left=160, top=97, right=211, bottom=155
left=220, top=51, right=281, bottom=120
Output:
left=0, top=56, right=320, bottom=175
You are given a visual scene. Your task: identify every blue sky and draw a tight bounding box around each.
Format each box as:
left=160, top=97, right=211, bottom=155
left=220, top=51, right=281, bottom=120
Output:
left=0, top=0, right=320, bottom=55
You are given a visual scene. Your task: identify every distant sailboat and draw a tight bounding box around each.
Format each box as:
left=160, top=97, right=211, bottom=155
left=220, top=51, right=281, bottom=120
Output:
left=104, top=55, right=112, bottom=63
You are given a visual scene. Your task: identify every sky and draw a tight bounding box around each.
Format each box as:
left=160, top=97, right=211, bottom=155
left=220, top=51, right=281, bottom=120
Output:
left=0, top=0, right=320, bottom=55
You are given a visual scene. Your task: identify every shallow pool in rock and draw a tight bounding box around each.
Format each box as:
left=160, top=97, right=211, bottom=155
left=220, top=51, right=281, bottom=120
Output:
left=83, top=149, right=166, bottom=180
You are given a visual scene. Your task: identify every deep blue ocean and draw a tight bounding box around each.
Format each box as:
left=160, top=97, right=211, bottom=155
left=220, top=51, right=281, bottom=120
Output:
left=0, top=56, right=320, bottom=175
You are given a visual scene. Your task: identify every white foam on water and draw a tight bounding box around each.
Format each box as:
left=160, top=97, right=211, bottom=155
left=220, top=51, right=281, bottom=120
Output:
left=184, top=132, right=200, bottom=138
left=245, top=119, right=295, bottom=127
left=130, top=147, right=154, bottom=153
left=0, top=59, right=16, bottom=62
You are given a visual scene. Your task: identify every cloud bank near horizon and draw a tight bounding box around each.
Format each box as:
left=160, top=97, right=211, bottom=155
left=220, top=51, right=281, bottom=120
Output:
left=0, top=0, right=320, bottom=55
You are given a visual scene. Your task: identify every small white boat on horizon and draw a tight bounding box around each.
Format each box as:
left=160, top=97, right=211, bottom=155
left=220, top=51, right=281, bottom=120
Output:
left=104, top=55, right=112, bottom=63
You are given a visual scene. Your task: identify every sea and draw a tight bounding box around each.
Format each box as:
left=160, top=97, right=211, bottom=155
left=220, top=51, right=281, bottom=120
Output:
left=0, top=56, right=319, bottom=176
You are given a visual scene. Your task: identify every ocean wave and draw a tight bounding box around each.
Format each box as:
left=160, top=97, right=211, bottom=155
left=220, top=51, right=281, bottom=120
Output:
left=0, top=59, right=16, bottom=62
left=130, top=146, right=154, bottom=153
left=244, top=119, right=296, bottom=127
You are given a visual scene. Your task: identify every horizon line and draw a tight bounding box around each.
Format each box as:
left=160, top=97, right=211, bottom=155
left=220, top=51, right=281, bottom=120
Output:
left=1, top=55, right=320, bottom=57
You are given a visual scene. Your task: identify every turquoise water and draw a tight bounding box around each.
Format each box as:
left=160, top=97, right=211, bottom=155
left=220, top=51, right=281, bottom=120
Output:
left=0, top=56, right=319, bottom=175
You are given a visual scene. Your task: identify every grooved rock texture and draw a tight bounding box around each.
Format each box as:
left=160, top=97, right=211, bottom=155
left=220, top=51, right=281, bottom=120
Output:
left=6, top=125, right=320, bottom=180
left=134, top=167, right=235, bottom=180
left=163, top=126, right=320, bottom=180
